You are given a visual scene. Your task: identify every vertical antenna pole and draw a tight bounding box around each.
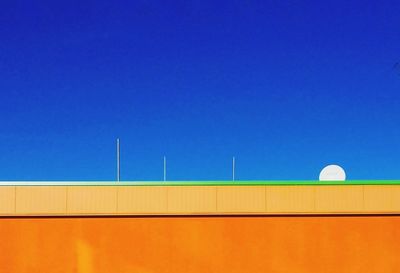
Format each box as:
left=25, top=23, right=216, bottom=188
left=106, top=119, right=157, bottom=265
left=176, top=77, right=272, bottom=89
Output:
left=117, top=138, right=120, bottom=182
left=163, top=156, right=167, bottom=181
left=232, top=156, right=235, bottom=181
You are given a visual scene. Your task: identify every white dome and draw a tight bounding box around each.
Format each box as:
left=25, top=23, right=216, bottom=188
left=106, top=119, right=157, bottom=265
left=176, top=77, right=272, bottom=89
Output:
left=319, top=165, right=346, bottom=181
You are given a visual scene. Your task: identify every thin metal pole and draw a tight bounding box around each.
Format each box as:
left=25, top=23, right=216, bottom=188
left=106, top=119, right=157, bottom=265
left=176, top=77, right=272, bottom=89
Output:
left=232, top=156, right=235, bottom=181
left=163, top=156, right=167, bottom=181
left=117, top=138, right=120, bottom=182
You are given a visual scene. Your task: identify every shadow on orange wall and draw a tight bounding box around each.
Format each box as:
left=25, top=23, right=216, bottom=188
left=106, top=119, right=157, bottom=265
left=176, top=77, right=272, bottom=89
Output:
left=0, top=216, right=399, bottom=272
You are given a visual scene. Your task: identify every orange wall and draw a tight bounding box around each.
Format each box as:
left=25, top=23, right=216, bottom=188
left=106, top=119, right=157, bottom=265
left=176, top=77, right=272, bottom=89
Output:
left=0, top=216, right=399, bottom=273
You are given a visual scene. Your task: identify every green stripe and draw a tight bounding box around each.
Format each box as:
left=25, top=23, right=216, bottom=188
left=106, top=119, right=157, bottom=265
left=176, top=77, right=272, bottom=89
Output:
left=0, top=180, right=400, bottom=186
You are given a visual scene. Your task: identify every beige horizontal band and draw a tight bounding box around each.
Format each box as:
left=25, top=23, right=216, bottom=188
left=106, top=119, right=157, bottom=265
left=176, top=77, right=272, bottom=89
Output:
left=0, top=185, right=399, bottom=216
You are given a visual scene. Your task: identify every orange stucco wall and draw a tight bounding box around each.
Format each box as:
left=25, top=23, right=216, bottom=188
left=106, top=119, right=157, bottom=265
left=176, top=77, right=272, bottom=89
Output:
left=0, top=216, right=399, bottom=272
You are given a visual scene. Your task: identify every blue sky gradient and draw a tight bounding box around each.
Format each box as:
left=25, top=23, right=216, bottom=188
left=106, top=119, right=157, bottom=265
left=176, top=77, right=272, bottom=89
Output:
left=0, top=1, right=399, bottom=181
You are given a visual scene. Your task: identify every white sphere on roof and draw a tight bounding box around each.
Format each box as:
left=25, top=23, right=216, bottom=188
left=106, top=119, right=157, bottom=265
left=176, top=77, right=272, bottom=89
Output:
left=319, top=165, right=346, bottom=181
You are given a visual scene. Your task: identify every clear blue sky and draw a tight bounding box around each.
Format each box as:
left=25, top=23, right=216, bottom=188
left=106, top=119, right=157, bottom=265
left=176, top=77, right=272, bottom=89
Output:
left=0, top=1, right=399, bottom=181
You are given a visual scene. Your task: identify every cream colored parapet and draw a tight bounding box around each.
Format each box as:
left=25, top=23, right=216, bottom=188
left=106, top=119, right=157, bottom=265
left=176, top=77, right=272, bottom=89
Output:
left=0, top=185, right=400, bottom=216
